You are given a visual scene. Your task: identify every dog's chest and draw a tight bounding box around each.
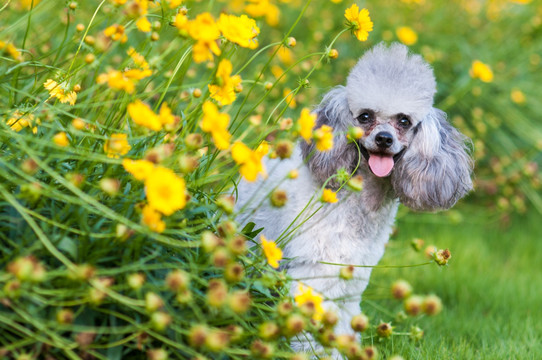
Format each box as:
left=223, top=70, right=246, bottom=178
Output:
left=284, top=196, right=399, bottom=265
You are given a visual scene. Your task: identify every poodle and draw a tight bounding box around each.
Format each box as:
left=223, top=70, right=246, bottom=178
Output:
left=235, top=42, right=473, bottom=353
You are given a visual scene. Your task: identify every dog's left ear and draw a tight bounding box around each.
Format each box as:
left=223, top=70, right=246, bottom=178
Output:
left=300, top=86, right=357, bottom=185
left=392, top=108, right=474, bottom=211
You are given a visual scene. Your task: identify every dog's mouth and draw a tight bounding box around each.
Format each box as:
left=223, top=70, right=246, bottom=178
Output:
left=358, top=143, right=406, bottom=178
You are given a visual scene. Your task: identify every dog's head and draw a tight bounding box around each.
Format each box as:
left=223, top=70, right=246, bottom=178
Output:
left=301, top=42, right=473, bottom=211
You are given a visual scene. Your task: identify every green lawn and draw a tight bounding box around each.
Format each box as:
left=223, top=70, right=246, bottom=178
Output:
left=362, top=206, right=542, bottom=360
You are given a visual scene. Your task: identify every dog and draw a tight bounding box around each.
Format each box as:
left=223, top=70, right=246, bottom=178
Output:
left=235, top=42, right=473, bottom=353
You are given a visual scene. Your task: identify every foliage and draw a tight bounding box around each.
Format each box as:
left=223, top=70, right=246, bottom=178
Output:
left=0, top=0, right=540, bottom=359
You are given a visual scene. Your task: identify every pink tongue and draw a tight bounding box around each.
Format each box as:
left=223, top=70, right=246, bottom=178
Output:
left=368, top=155, right=395, bottom=177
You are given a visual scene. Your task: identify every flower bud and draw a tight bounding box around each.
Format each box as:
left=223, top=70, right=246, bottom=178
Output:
left=71, top=118, right=86, bottom=130
left=328, top=49, right=339, bottom=59
left=422, top=294, right=443, bottom=315
left=251, top=340, right=274, bottom=359
left=411, top=238, right=424, bottom=251
left=224, top=324, right=244, bottom=342
left=376, top=322, right=393, bottom=338
left=68, top=2, right=77, bottom=10
left=259, top=322, right=280, bottom=340
left=185, top=133, right=204, bottom=150
left=434, top=248, right=451, bottom=266
left=69, top=263, right=96, bottom=281
left=404, top=295, right=423, bottom=316
left=201, top=231, right=223, bottom=253
left=188, top=325, right=209, bottom=348
left=166, top=270, right=189, bottom=292
left=391, top=279, right=412, bottom=300
left=205, top=329, right=230, bottom=351
left=424, top=244, right=438, bottom=259
left=127, top=273, right=145, bottom=290
left=147, top=348, right=168, bottom=360
left=150, top=311, right=171, bottom=332
left=66, top=173, right=85, bottom=188
left=145, top=292, right=164, bottom=312
left=350, top=313, right=369, bottom=332
left=264, top=82, right=273, bottom=91
left=85, top=53, right=95, bottom=64
left=217, top=220, right=237, bottom=237
left=228, top=236, right=247, bottom=256
left=178, top=154, right=199, bottom=173
left=347, top=126, right=364, bottom=141
left=277, top=301, right=294, bottom=317
left=76, top=23, right=85, bottom=32
left=100, top=178, right=120, bottom=195
left=317, top=328, right=336, bottom=346
left=228, top=291, right=251, bottom=314
left=7, top=256, right=46, bottom=282
left=75, top=332, right=95, bottom=348
left=151, top=32, right=160, bottom=41
left=339, top=265, right=354, bottom=280
left=4, top=280, right=21, bottom=298
left=176, top=289, right=193, bottom=304
left=270, top=189, right=288, bottom=207
left=395, top=310, right=408, bottom=323
left=322, top=310, right=338, bottom=328
left=88, top=277, right=114, bottom=305
left=192, top=88, right=202, bottom=98
left=285, top=314, right=306, bottom=336
left=224, top=262, right=245, bottom=283
left=275, top=140, right=294, bottom=159
left=362, top=346, right=379, bottom=360
left=287, top=37, right=296, bottom=47
left=335, top=334, right=355, bottom=351
left=211, top=247, right=231, bottom=268
left=56, top=308, right=75, bottom=324
left=409, top=325, right=424, bottom=342
left=216, top=195, right=235, bottom=215
left=347, top=174, right=363, bottom=192
left=21, top=158, right=38, bottom=175
left=207, top=279, right=228, bottom=308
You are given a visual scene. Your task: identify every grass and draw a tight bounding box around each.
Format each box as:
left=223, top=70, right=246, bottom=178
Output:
left=362, top=206, right=542, bottom=359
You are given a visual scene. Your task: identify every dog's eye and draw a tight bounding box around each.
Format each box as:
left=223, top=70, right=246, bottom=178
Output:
left=399, top=116, right=411, bottom=128
left=358, top=113, right=371, bottom=124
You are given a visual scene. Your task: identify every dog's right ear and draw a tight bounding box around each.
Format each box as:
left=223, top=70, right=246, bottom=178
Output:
left=300, top=86, right=357, bottom=185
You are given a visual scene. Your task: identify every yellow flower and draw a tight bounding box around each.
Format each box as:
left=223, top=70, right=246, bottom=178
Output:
left=174, top=13, right=189, bottom=32
left=186, top=12, right=222, bottom=63
left=97, top=69, right=152, bottom=93
left=294, top=283, right=325, bottom=321
left=208, top=59, right=242, bottom=105
left=298, top=108, right=316, bottom=143
left=6, top=111, right=39, bottom=133
left=43, top=79, right=77, bottom=105
left=344, top=4, right=374, bottom=42
left=314, top=125, right=334, bottom=152
left=200, top=101, right=232, bottom=150
left=145, top=166, right=187, bottom=216
left=396, top=26, right=418, bottom=45
left=218, top=13, right=260, bottom=49
left=104, top=134, right=131, bottom=158
left=122, top=159, right=155, bottom=180
left=321, top=188, right=338, bottom=203
left=510, top=88, right=526, bottom=104
left=53, top=132, right=69, bottom=147
left=284, top=88, right=296, bottom=108
left=127, top=47, right=150, bottom=70
left=142, top=205, right=166, bottom=233
left=104, top=24, right=128, bottom=43
left=21, top=0, right=42, bottom=9
left=136, top=17, right=152, bottom=32
left=0, top=41, right=22, bottom=61
left=245, top=0, right=280, bottom=27
left=231, top=141, right=268, bottom=181
left=470, top=60, right=493, bottom=83
left=166, top=0, right=183, bottom=8
left=260, top=235, right=282, bottom=268
left=127, top=100, right=174, bottom=131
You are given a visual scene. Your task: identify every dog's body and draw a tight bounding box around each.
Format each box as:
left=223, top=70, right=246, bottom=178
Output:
left=235, top=43, right=473, bottom=351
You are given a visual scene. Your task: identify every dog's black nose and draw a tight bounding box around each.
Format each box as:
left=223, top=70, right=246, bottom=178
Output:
left=375, top=132, right=394, bottom=149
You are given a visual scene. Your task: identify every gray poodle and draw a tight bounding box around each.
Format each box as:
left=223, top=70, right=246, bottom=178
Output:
left=235, top=42, right=473, bottom=354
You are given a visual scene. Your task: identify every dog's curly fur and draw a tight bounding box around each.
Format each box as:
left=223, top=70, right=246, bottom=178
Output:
left=235, top=43, right=473, bottom=353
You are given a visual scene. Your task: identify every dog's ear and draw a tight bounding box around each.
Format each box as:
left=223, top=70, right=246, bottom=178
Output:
left=391, top=108, right=474, bottom=211
left=300, top=86, right=357, bottom=185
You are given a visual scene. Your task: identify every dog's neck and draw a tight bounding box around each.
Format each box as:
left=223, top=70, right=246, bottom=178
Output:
left=355, top=165, right=396, bottom=212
